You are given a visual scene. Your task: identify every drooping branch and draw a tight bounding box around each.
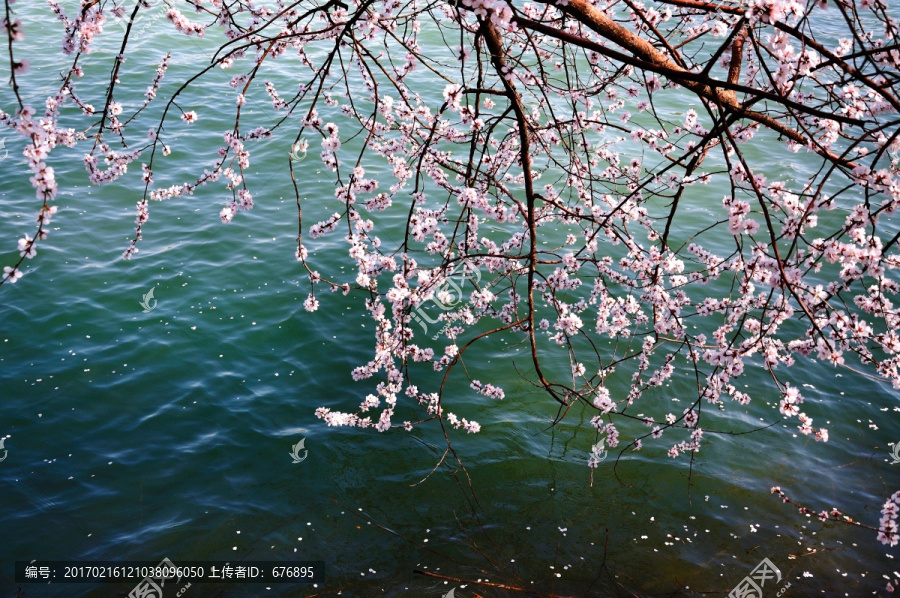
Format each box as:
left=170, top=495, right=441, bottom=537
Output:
left=481, top=17, right=568, bottom=406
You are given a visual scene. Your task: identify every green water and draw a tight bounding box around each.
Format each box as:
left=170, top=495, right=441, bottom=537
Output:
left=1, top=3, right=899, bottom=597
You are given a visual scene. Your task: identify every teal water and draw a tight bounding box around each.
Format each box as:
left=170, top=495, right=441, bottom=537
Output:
left=1, top=4, right=900, bottom=597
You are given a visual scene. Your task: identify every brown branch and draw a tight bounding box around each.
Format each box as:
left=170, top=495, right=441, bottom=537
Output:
left=481, top=18, right=567, bottom=406
left=517, top=0, right=857, bottom=166
left=656, top=0, right=900, bottom=112
left=414, top=569, right=575, bottom=597
left=727, top=23, right=748, bottom=87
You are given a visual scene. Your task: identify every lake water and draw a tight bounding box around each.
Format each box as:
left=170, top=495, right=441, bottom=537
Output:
left=1, top=3, right=899, bottom=597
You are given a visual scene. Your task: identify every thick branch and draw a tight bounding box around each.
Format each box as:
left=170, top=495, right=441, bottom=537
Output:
left=520, top=0, right=856, bottom=166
